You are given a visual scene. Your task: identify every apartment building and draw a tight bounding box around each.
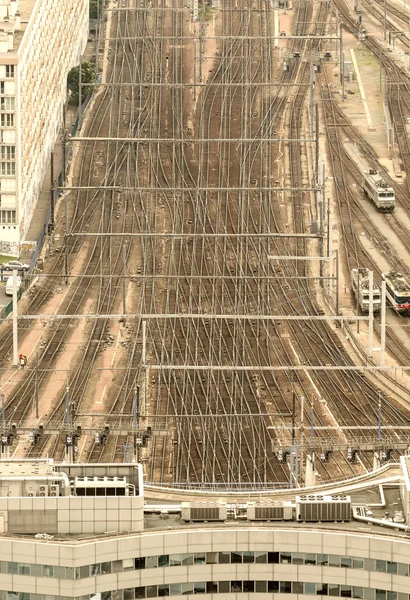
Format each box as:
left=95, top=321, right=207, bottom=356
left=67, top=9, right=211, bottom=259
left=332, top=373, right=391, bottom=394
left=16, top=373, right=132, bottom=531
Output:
left=0, top=0, right=88, bottom=253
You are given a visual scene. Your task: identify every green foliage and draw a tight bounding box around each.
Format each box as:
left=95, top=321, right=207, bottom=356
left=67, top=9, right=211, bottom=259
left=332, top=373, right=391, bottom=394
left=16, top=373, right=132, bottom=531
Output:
left=67, top=62, right=97, bottom=104
left=198, top=0, right=213, bottom=21
left=89, top=0, right=109, bottom=19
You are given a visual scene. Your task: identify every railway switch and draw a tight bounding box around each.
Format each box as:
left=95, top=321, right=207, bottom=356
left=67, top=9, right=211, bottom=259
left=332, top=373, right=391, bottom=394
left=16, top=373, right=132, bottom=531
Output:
left=320, top=450, right=333, bottom=462
left=278, top=449, right=289, bottom=464
left=347, top=448, right=359, bottom=463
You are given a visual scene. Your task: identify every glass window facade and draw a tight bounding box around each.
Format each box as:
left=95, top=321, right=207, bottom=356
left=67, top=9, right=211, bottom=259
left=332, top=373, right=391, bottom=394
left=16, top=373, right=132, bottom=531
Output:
left=4, top=550, right=410, bottom=581
left=0, top=582, right=407, bottom=600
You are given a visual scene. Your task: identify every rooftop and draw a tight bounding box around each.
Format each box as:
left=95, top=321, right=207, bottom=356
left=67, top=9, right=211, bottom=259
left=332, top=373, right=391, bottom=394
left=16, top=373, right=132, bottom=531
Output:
left=0, top=0, right=36, bottom=54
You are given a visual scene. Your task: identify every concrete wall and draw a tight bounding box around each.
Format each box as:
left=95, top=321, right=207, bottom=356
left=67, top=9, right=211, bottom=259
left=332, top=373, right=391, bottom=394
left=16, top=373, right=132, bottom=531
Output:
left=0, top=495, right=144, bottom=535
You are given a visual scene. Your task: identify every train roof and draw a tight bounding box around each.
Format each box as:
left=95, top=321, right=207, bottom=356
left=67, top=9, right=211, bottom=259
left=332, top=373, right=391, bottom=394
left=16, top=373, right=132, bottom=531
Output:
left=382, top=271, right=410, bottom=292
left=364, top=169, right=394, bottom=191
left=351, top=268, right=379, bottom=292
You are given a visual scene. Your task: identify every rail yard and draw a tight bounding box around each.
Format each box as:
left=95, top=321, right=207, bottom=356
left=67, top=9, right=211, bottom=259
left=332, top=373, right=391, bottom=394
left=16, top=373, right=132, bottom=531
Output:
left=1, top=0, right=410, bottom=490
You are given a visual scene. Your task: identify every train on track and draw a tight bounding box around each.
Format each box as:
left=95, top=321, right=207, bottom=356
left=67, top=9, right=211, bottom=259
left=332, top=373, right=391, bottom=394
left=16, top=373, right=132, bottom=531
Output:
left=362, top=169, right=395, bottom=211
left=382, top=271, right=410, bottom=314
left=351, top=268, right=381, bottom=313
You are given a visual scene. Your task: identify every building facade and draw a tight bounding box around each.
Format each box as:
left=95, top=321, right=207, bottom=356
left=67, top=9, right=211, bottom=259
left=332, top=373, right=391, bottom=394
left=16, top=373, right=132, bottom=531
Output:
left=0, top=0, right=88, bottom=253
left=0, top=526, right=409, bottom=600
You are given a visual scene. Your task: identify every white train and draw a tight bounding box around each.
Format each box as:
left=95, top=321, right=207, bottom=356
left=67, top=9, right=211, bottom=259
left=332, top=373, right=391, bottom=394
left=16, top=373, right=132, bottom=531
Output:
left=382, top=271, right=410, bottom=314
left=351, top=268, right=381, bottom=313
left=363, top=169, right=395, bottom=211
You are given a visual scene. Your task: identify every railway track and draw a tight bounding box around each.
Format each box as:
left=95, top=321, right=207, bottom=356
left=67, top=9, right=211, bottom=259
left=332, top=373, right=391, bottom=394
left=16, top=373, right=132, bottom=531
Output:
left=0, top=0, right=408, bottom=486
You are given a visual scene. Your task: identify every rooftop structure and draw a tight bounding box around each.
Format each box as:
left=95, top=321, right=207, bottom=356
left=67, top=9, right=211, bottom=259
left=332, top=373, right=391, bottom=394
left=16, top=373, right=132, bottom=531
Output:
left=0, top=0, right=88, bottom=253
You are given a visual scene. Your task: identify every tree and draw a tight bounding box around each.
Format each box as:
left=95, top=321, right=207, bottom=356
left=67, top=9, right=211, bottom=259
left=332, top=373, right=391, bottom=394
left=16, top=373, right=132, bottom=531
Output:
left=89, top=0, right=109, bottom=19
left=67, top=62, right=97, bottom=104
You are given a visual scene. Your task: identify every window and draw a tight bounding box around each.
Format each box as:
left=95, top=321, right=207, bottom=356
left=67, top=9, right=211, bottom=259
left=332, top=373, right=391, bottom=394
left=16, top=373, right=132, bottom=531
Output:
left=145, top=557, right=157, bottom=568
left=0, top=162, right=15, bottom=175
left=124, top=590, right=134, bottom=600
left=243, top=581, right=254, bottom=592
left=280, top=552, right=291, bottom=563
left=180, top=584, right=193, bottom=595
left=387, top=562, right=397, bottom=574
left=7, top=563, right=18, bottom=575
left=292, top=553, right=304, bottom=565
left=256, top=581, right=267, bottom=593
left=231, top=552, right=242, bottom=564
left=341, top=556, right=352, bottom=568
left=305, top=553, right=316, bottom=565
left=354, top=558, right=364, bottom=569
left=317, top=584, right=328, bottom=595
left=317, top=554, right=329, bottom=566
left=387, top=594, right=397, bottom=600
left=280, top=581, right=291, bottom=593
left=0, top=82, right=4, bottom=94
left=376, top=561, right=386, bottom=573
left=398, top=563, right=409, bottom=576
left=158, top=555, right=169, bottom=568
left=135, top=558, right=145, bottom=570
left=230, top=582, right=242, bottom=593
left=341, top=586, right=352, bottom=598
left=101, top=562, right=111, bottom=575
left=1, top=114, right=14, bottom=127
left=255, top=552, right=267, bottom=563
left=112, top=561, right=122, bottom=573
left=134, top=589, right=144, bottom=599
left=329, top=555, right=341, bottom=567
left=242, top=552, right=254, bottom=563
left=218, top=552, right=230, bottom=564
left=181, top=554, right=193, bottom=566
left=0, top=97, right=14, bottom=110
left=218, top=583, right=229, bottom=594
left=194, top=554, right=205, bottom=565
left=268, top=581, right=279, bottom=593
left=79, top=565, right=89, bottom=578
left=122, top=559, right=134, bottom=572
left=0, top=147, right=14, bottom=160
left=158, top=585, right=169, bottom=597
left=292, top=582, right=303, bottom=593
left=18, top=564, right=30, bottom=576
left=193, top=582, right=205, bottom=594
left=5, top=65, right=14, bottom=78
left=376, top=592, right=387, bottom=600
left=102, top=593, right=111, bottom=600
left=205, top=553, right=217, bottom=564
left=329, top=584, right=340, bottom=596
left=353, top=588, right=364, bottom=599
left=305, top=583, right=317, bottom=594
left=206, top=583, right=217, bottom=594
left=54, top=567, right=66, bottom=579
left=91, top=564, right=101, bottom=576
left=146, top=587, right=157, bottom=598
left=170, top=585, right=181, bottom=596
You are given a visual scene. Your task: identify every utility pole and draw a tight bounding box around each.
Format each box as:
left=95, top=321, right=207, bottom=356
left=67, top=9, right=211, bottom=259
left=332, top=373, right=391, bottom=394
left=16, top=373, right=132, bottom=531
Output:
left=35, top=352, right=39, bottom=419
left=340, top=23, right=344, bottom=101
left=122, top=242, right=127, bottom=315
left=133, top=386, right=140, bottom=462
left=79, top=54, right=82, bottom=121
left=50, top=151, right=55, bottom=228
left=380, top=280, right=386, bottom=365
left=12, top=269, right=18, bottom=368
left=368, top=270, right=374, bottom=359
left=335, top=249, right=340, bottom=315
left=64, top=192, right=69, bottom=285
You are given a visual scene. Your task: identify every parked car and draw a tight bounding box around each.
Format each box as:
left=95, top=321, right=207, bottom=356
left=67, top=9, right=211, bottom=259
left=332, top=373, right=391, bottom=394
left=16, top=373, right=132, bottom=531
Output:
left=2, top=260, right=29, bottom=272
left=5, top=275, right=22, bottom=296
